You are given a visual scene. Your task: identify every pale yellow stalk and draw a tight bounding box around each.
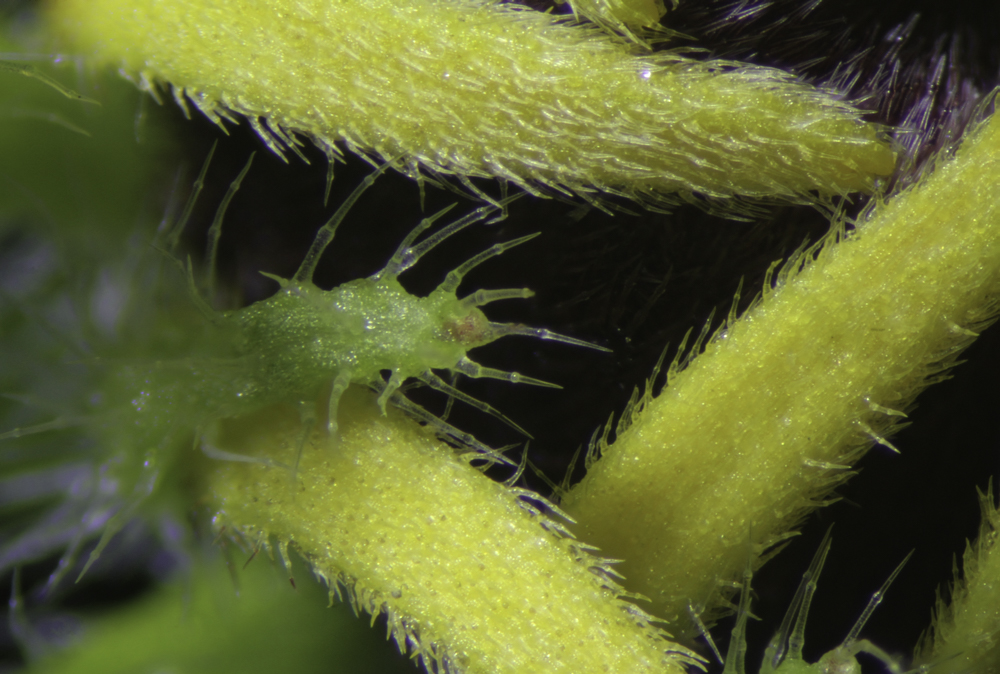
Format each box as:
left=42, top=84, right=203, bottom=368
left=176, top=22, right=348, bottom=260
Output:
left=560, top=0, right=670, bottom=43
left=199, top=389, right=700, bottom=673
left=562, top=111, right=1000, bottom=633
left=914, top=484, right=1000, bottom=673
left=46, top=0, right=893, bottom=203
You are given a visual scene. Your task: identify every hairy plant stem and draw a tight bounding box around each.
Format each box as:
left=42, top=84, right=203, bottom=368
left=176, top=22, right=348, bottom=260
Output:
left=199, top=388, right=700, bottom=673
left=563, top=110, right=1000, bottom=638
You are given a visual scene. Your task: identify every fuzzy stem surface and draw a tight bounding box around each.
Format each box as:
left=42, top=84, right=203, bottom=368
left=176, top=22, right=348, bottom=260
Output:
left=563, top=111, right=1000, bottom=632
left=200, top=389, right=699, bottom=673
left=46, top=0, right=893, bottom=203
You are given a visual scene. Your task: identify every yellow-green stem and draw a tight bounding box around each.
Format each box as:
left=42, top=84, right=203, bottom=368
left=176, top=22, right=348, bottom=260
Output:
left=46, top=0, right=893, bottom=202
left=563, top=111, right=1000, bottom=633
left=915, top=484, right=1000, bottom=673
left=200, top=389, right=699, bottom=673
